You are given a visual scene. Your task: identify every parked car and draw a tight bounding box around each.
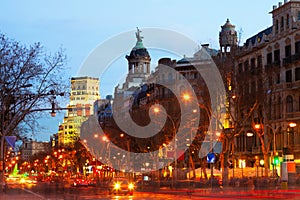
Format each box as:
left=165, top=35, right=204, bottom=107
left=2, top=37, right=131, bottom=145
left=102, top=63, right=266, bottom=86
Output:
left=108, top=178, right=134, bottom=195
left=72, top=179, right=89, bottom=187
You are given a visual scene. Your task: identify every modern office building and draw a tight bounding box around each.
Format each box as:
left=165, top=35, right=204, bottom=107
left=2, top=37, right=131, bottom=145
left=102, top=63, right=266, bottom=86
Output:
left=58, top=77, right=100, bottom=147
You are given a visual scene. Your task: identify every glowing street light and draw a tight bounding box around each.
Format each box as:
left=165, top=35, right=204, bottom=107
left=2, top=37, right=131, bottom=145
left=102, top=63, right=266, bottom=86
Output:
left=246, top=132, right=254, bottom=137
left=254, top=124, right=261, bottom=129
left=289, top=122, right=296, bottom=128
left=182, top=93, right=191, bottom=101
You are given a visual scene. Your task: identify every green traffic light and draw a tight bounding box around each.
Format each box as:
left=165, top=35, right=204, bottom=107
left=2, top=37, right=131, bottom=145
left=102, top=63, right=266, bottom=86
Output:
left=273, top=156, right=279, bottom=165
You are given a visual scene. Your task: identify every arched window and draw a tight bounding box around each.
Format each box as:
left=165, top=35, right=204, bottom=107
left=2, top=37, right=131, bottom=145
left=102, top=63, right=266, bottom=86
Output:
left=168, top=73, right=173, bottom=80
left=286, top=95, right=293, bottom=112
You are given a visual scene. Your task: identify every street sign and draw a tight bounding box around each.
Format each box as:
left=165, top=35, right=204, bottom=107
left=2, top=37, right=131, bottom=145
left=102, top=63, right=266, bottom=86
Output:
left=207, top=153, right=215, bottom=163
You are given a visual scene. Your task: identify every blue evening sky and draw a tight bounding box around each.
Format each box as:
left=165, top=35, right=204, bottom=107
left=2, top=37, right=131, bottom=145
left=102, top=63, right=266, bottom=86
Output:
left=1, top=0, right=275, bottom=141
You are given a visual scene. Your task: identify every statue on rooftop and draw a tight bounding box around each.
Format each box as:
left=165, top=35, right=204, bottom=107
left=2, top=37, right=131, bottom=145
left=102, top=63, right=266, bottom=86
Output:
left=135, top=27, right=143, bottom=42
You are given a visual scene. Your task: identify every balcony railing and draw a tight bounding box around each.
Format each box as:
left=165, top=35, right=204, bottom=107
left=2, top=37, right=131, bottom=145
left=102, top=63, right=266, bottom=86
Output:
left=265, top=60, right=281, bottom=71
left=274, top=80, right=300, bottom=90
left=286, top=112, right=300, bottom=119
left=283, top=54, right=300, bottom=65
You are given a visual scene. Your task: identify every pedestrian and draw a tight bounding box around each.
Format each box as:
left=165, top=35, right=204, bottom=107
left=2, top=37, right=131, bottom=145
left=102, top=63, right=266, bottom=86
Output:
left=2, top=181, right=7, bottom=193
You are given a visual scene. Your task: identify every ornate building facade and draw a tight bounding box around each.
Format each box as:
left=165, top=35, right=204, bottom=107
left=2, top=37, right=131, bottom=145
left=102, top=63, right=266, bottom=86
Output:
left=234, top=1, right=300, bottom=176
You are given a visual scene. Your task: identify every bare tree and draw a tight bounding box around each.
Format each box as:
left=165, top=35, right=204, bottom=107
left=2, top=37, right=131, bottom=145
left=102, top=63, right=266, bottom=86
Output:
left=0, top=32, right=68, bottom=179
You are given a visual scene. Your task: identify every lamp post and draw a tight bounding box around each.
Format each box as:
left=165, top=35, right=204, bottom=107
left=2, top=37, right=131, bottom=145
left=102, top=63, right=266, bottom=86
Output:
left=288, top=122, right=296, bottom=148
left=260, top=159, right=264, bottom=177
left=153, top=106, right=177, bottom=188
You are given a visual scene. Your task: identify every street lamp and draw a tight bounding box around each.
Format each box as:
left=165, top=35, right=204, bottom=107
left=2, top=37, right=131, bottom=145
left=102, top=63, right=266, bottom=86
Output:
left=246, top=132, right=254, bottom=137
left=153, top=106, right=178, bottom=187
left=182, top=93, right=219, bottom=183
left=288, top=122, right=296, bottom=147
left=259, top=159, right=264, bottom=176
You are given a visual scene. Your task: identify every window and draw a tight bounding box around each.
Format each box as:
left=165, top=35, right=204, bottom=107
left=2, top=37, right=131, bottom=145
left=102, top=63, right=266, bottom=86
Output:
left=250, top=58, right=256, bottom=71
left=274, top=49, right=280, bottom=64
left=295, top=41, right=300, bottom=54
left=285, top=45, right=291, bottom=57
left=168, top=73, right=173, bottom=81
left=276, top=73, right=280, bottom=84
left=276, top=19, right=279, bottom=32
left=296, top=68, right=300, bottom=81
left=257, top=55, right=262, bottom=68
left=281, top=16, right=284, bottom=30
left=287, top=14, right=290, bottom=28
left=286, top=95, right=293, bottom=112
left=298, top=11, right=300, bottom=20
left=267, top=53, right=272, bottom=65
left=244, top=60, right=249, bottom=72
left=286, top=70, right=292, bottom=82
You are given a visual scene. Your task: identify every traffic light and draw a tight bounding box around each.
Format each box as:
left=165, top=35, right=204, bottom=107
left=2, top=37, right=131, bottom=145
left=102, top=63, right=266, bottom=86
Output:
left=228, top=160, right=233, bottom=169
left=273, top=156, right=279, bottom=166
left=50, top=101, right=56, bottom=117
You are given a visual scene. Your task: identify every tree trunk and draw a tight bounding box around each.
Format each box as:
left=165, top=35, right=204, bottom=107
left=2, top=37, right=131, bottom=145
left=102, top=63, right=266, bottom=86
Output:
left=264, top=153, right=269, bottom=177
left=200, top=159, right=208, bottom=179
left=221, top=152, right=229, bottom=186
left=259, top=135, right=269, bottom=177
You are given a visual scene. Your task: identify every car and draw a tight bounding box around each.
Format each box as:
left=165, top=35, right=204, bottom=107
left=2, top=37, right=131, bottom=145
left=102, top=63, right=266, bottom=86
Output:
left=88, top=179, right=97, bottom=187
left=72, top=178, right=89, bottom=187
left=108, top=178, right=134, bottom=195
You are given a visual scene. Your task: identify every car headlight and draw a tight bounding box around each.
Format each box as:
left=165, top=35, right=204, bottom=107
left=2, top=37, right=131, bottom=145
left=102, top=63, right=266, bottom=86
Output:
left=114, top=182, right=120, bottom=190
left=19, top=178, right=26, bottom=184
left=128, top=183, right=134, bottom=190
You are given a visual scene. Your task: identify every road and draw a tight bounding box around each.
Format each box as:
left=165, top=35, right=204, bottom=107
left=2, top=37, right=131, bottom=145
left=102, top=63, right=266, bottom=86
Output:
left=1, top=182, right=300, bottom=199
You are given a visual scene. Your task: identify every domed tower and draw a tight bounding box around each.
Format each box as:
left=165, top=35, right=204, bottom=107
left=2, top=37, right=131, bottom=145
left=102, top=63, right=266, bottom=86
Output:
left=126, top=27, right=151, bottom=77
left=219, top=19, right=238, bottom=53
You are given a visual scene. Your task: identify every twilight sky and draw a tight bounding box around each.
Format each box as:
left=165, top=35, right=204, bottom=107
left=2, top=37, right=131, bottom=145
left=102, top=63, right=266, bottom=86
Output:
left=0, top=0, right=275, bottom=141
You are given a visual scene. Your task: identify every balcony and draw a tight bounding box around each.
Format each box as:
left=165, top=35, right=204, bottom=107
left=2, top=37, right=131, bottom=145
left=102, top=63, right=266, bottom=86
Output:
left=264, top=61, right=280, bottom=72
left=286, top=112, right=300, bottom=120
left=274, top=80, right=300, bottom=91
left=283, top=54, right=300, bottom=66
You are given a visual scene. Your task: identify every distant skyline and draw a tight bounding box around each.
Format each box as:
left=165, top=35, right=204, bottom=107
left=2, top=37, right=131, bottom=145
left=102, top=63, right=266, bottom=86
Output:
left=1, top=0, right=275, bottom=141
